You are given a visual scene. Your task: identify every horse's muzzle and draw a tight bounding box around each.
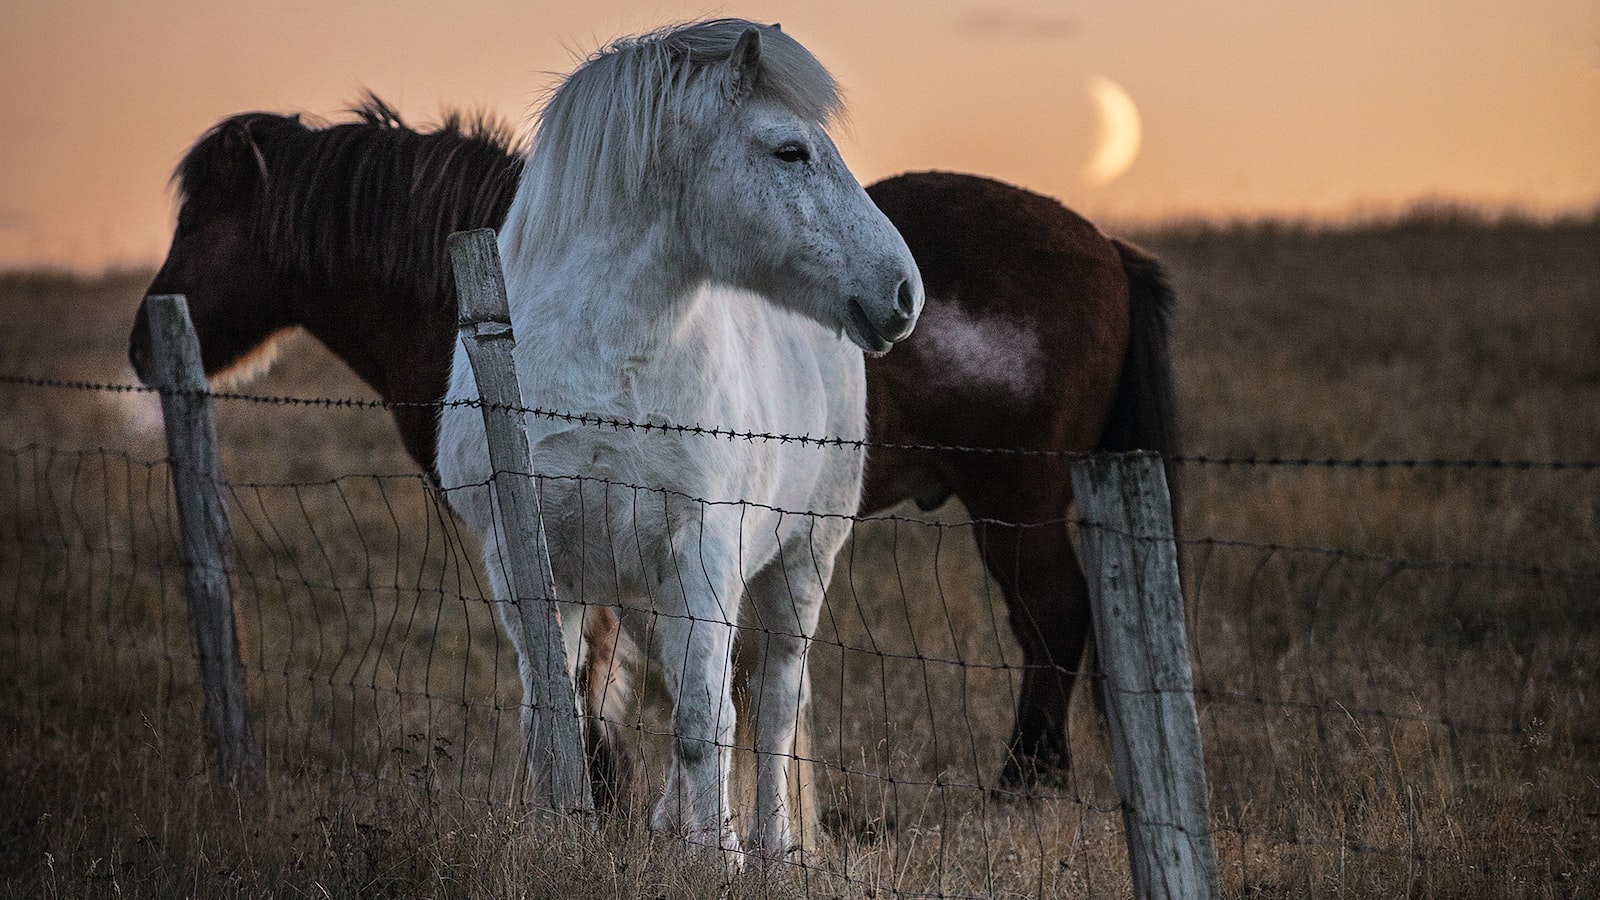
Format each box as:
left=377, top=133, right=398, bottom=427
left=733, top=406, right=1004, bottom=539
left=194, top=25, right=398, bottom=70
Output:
left=884, top=277, right=920, bottom=340
left=845, top=276, right=922, bottom=356
left=847, top=297, right=894, bottom=355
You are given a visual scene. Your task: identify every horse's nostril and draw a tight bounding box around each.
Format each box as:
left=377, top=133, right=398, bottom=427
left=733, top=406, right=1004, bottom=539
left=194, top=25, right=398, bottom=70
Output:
left=896, top=278, right=917, bottom=318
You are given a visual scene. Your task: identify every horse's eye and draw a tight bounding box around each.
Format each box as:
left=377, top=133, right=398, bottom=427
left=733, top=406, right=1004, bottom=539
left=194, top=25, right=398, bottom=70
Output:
left=774, top=143, right=810, bottom=164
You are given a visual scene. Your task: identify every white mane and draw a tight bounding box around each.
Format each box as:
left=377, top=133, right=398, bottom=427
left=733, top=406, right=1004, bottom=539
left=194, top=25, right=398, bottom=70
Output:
left=501, top=19, right=843, bottom=256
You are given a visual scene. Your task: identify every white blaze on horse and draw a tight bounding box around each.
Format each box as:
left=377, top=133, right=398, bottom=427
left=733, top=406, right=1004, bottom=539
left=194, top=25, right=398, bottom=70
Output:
left=435, top=19, right=922, bottom=857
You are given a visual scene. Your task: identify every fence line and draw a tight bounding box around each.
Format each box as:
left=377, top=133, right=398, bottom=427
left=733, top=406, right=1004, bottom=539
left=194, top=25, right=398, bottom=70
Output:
left=4, top=371, right=1598, bottom=895
left=4, top=371, right=1596, bottom=472
left=12, top=440, right=1591, bottom=751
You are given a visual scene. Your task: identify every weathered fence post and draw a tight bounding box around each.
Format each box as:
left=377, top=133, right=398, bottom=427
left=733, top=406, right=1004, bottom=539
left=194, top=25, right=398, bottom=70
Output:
left=144, top=294, right=258, bottom=779
left=448, top=228, right=594, bottom=818
left=1071, top=452, right=1217, bottom=899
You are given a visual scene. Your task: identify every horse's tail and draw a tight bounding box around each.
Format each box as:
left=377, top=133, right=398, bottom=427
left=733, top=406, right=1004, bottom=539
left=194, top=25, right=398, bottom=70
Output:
left=1097, top=237, right=1183, bottom=526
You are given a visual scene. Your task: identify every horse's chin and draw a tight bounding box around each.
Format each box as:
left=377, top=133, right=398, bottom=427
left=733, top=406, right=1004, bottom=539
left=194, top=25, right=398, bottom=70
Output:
left=842, top=298, right=894, bottom=356
left=842, top=328, right=893, bottom=357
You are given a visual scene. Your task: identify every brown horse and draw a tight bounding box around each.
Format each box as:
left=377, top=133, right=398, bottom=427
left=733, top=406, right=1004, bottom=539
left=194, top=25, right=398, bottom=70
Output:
left=129, top=97, right=1179, bottom=790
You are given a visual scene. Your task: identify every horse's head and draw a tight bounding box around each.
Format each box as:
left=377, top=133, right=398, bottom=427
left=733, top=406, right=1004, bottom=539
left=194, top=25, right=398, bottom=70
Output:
left=688, top=25, right=922, bottom=353
left=129, top=113, right=302, bottom=385
left=522, top=20, right=923, bottom=354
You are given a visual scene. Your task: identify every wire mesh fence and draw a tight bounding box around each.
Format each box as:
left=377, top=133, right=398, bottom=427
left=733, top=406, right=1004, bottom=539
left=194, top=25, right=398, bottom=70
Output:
left=3, top=372, right=1598, bottom=897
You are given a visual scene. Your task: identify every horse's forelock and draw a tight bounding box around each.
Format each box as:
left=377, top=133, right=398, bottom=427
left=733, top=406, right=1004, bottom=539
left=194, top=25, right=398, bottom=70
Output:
left=518, top=19, right=841, bottom=238
left=617, top=18, right=842, bottom=124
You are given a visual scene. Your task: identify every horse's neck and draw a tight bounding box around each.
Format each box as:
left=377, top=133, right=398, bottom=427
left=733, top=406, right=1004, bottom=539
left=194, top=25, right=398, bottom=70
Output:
left=504, top=234, right=780, bottom=444
left=503, top=216, right=705, bottom=364
left=296, top=281, right=454, bottom=404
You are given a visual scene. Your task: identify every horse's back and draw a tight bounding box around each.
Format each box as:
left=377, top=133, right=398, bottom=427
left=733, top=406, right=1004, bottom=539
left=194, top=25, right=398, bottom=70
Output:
left=860, top=172, right=1130, bottom=514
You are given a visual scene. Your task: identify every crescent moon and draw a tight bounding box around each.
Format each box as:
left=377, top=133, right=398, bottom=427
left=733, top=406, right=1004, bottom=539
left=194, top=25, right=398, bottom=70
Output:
left=1082, top=75, right=1142, bottom=186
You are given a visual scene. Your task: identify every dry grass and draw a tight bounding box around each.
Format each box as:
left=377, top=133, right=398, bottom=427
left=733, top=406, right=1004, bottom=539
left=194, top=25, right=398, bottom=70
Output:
left=2, top=209, right=1598, bottom=897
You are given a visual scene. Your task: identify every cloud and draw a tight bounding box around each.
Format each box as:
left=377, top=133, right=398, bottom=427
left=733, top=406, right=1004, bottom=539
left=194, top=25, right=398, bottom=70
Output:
left=958, top=7, right=1079, bottom=41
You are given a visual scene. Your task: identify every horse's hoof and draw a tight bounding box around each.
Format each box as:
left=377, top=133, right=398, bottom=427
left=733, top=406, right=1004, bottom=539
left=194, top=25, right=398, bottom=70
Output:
left=997, top=748, right=1073, bottom=797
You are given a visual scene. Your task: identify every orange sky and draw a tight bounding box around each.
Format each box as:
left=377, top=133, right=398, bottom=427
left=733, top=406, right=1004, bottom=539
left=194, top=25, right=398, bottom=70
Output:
left=3, top=1, right=1597, bottom=270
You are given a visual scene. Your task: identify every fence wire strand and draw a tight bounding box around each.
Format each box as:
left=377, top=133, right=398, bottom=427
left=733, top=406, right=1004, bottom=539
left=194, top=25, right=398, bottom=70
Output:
left=7, top=372, right=1597, bottom=472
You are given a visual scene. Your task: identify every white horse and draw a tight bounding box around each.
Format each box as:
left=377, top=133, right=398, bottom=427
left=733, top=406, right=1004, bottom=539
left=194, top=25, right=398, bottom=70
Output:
left=436, top=19, right=922, bottom=858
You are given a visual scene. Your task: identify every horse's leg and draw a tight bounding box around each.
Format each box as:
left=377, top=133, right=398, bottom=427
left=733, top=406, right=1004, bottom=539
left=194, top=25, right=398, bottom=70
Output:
left=740, top=528, right=836, bottom=856
left=964, top=486, right=1092, bottom=788
left=577, top=607, right=634, bottom=813
left=647, top=570, right=741, bottom=857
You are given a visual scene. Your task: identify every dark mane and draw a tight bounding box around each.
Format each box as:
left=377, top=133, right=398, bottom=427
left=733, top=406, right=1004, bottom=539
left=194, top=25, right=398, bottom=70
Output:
left=172, top=92, right=524, bottom=309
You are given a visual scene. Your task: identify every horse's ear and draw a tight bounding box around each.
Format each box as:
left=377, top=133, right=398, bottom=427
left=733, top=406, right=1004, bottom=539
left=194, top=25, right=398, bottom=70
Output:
left=179, top=114, right=293, bottom=203
left=725, top=26, right=762, bottom=103
left=218, top=120, right=273, bottom=188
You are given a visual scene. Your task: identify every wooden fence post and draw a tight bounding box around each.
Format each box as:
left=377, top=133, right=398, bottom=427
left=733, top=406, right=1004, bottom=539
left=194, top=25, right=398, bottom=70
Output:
left=143, top=294, right=258, bottom=779
left=1071, top=452, right=1217, bottom=899
left=447, top=228, right=593, bottom=818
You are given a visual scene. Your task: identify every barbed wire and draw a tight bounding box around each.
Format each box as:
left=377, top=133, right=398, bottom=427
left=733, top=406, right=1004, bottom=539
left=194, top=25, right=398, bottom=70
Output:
left=7, top=371, right=1599, bottom=471
left=1176, top=534, right=1600, bottom=583
left=1175, top=452, right=1600, bottom=472
left=1191, top=687, right=1598, bottom=748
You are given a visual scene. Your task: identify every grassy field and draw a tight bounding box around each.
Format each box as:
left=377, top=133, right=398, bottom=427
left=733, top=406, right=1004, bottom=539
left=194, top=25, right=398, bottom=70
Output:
left=1, top=208, right=1597, bottom=897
